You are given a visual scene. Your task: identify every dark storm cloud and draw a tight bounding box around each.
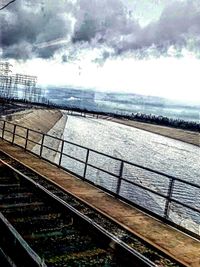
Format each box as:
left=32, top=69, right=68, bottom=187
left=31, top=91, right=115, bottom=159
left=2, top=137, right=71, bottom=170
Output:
left=73, top=0, right=200, bottom=57
left=72, top=0, right=141, bottom=44
left=62, top=54, right=68, bottom=63
left=0, top=0, right=74, bottom=59
left=1, top=0, right=200, bottom=60
left=2, top=41, right=33, bottom=59
left=131, top=1, right=200, bottom=55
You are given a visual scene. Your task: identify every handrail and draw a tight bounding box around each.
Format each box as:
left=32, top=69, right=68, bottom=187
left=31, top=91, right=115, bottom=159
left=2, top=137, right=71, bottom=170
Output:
left=0, top=119, right=199, bottom=238
left=1, top=119, right=199, bottom=188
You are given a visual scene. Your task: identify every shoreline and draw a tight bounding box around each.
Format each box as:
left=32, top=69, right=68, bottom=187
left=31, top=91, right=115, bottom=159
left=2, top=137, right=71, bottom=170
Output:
left=106, top=117, right=200, bottom=147
left=2, top=106, right=199, bottom=147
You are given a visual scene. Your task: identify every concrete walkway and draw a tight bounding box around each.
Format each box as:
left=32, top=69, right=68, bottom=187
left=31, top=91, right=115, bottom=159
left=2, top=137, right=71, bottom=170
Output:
left=0, top=141, right=199, bottom=267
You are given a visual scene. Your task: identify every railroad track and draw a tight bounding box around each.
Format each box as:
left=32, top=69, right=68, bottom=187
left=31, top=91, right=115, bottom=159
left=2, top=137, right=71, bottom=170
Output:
left=0, top=150, right=183, bottom=267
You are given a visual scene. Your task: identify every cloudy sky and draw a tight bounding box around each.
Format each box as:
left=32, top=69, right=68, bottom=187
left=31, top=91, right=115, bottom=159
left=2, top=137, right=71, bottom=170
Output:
left=0, top=0, right=200, bottom=103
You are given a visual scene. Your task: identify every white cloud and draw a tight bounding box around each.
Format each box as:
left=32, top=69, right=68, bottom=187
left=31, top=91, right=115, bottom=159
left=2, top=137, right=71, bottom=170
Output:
left=10, top=50, right=200, bottom=104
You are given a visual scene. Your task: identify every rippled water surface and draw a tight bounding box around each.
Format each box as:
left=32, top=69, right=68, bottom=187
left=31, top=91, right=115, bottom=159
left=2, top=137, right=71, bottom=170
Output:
left=63, top=115, right=200, bottom=182
left=61, top=115, right=200, bottom=233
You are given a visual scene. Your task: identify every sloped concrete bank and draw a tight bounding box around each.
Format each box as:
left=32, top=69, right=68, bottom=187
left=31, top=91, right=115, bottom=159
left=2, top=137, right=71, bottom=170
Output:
left=1, top=108, right=67, bottom=161
left=10, top=108, right=62, bottom=133
left=108, top=117, right=200, bottom=147
left=0, top=109, right=33, bottom=121
left=32, top=111, right=68, bottom=162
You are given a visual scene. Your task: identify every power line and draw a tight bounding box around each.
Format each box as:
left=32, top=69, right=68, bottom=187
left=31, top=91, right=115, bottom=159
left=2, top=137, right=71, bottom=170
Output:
left=0, top=0, right=16, bottom=10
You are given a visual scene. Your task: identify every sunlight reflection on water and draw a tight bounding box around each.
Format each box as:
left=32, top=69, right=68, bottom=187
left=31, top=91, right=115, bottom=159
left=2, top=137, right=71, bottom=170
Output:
left=61, top=115, right=200, bottom=234
left=63, top=116, right=200, bottom=182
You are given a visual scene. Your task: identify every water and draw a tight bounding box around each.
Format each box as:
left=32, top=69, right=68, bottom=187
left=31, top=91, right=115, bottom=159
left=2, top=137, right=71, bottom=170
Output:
left=61, top=115, right=200, bottom=234
left=63, top=115, right=199, bottom=181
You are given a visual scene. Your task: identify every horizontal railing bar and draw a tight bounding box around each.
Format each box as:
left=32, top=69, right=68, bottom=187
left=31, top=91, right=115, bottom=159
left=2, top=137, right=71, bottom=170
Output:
left=60, top=163, right=168, bottom=218
left=2, top=129, right=13, bottom=134
left=87, top=162, right=121, bottom=178
left=84, top=169, right=200, bottom=214
left=26, top=139, right=40, bottom=146
left=1, top=119, right=200, bottom=189
left=1, top=120, right=27, bottom=129
left=66, top=163, right=200, bottom=215
left=63, top=162, right=200, bottom=216
left=44, top=133, right=64, bottom=142
left=171, top=178, right=200, bottom=190
left=63, top=139, right=90, bottom=150
left=61, top=153, right=86, bottom=164
left=42, top=144, right=61, bottom=154
left=85, top=165, right=184, bottom=202
left=0, top=120, right=43, bottom=135
left=27, top=131, right=43, bottom=136
left=1, top=120, right=31, bottom=131
left=121, top=177, right=168, bottom=199
left=170, top=198, right=200, bottom=214
left=63, top=146, right=200, bottom=189
left=1, top=120, right=90, bottom=148
left=12, top=133, right=26, bottom=139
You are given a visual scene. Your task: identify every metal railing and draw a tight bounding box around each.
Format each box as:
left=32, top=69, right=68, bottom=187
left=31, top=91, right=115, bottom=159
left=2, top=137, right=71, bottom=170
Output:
left=0, top=119, right=199, bottom=239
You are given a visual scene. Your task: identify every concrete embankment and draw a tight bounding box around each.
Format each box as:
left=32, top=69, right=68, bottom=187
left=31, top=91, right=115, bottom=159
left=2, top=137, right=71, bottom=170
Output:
left=11, top=108, right=62, bottom=133
left=106, top=117, right=200, bottom=147
left=1, top=108, right=67, bottom=161
left=32, top=111, right=68, bottom=162
left=0, top=108, right=33, bottom=121
left=58, top=111, right=200, bottom=146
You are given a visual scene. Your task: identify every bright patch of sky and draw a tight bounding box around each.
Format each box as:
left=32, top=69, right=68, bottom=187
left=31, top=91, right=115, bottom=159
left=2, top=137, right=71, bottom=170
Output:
left=1, top=0, right=200, bottom=104
left=124, top=0, right=168, bottom=26
left=11, top=50, right=200, bottom=104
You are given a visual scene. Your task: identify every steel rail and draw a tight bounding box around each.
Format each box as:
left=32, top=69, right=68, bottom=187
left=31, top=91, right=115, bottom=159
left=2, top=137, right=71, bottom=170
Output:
left=0, top=150, right=189, bottom=266
left=0, top=158, right=156, bottom=267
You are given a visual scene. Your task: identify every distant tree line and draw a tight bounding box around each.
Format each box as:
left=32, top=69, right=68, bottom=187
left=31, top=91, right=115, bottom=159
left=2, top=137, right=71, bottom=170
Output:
left=127, top=112, right=200, bottom=132
left=0, top=96, right=199, bottom=132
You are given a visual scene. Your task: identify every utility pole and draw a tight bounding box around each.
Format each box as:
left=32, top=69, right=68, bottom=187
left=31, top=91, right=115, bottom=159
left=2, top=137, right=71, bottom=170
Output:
left=0, top=62, right=42, bottom=102
left=0, top=62, right=12, bottom=98
left=14, top=74, right=37, bottom=101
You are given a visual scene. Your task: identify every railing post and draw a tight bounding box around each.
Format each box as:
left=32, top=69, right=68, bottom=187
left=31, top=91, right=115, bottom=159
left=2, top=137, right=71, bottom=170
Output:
left=164, top=178, right=175, bottom=220
left=25, top=129, right=29, bottom=151
left=39, top=134, right=45, bottom=158
left=12, top=124, right=16, bottom=144
left=116, top=161, right=124, bottom=195
left=83, top=149, right=90, bottom=179
left=2, top=121, right=6, bottom=139
left=59, top=140, right=64, bottom=166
